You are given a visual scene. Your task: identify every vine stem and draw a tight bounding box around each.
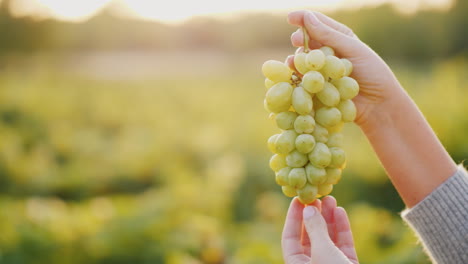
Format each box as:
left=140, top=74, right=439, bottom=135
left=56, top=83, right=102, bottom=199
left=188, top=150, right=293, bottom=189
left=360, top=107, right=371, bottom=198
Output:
left=302, top=27, right=309, bottom=53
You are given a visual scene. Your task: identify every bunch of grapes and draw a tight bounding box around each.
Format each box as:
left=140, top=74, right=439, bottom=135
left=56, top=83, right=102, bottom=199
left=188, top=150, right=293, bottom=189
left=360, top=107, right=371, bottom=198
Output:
left=262, top=31, right=359, bottom=204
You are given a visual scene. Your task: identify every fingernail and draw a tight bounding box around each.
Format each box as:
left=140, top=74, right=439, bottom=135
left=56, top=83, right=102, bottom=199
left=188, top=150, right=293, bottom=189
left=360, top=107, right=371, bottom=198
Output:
left=305, top=12, right=320, bottom=26
left=303, top=206, right=316, bottom=219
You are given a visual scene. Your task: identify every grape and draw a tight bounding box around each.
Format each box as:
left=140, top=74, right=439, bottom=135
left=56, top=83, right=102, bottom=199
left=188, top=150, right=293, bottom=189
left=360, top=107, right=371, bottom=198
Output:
left=308, top=142, right=331, bottom=168
left=305, top=50, right=326, bottom=70
left=312, top=123, right=328, bottom=143
left=305, top=163, right=327, bottom=184
left=302, top=71, right=324, bottom=94
left=269, top=154, right=287, bottom=172
left=292, top=87, right=313, bottom=115
left=265, top=78, right=276, bottom=89
left=324, top=168, right=342, bottom=184
left=264, top=99, right=271, bottom=113
left=289, top=167, right=307, bottom=189
left=315, top=107, right=342, bottom=128
left=262, top=60, right=292, bottom=82
left=318, top=184, right=333, bottom=196
left=327, top=122, right=344, bottom=133
left=275, top=130, right=297, bottom=154
left=286, top=150, right=309, bottom=168
left=332, top=77, right=359, bottom=100
left=295, top=134, right=316, bottom=154
left=329, top=147, right=346, bottom=168
left=282, top=185, right=297, bottom=197
left=337, top=100, right=357, bottom=123
left=267, top=134, right=280, bottom=153
left=297, top=184, right=318, bottom=204
left=341, top=58, right=353, bottom=76
left=294, top=114, right=315, bottom=134
left=276, top=111, right=298, bottom=130
left=320, top=46, right=335, bottom=56
left=322, top=56, right=345, bottom=80
left=312, top=96, right=325, bottom=110
left=265, top=82, right=293, bottom=113
left=317, top=82, right=340, bottom=106
left=327, top=132, right=343, bottom=147
left=268, top=113, right=276, bottom=120
left=294, top=52, right=309, bottom=75
left=276, top=167, right=292, bottom=186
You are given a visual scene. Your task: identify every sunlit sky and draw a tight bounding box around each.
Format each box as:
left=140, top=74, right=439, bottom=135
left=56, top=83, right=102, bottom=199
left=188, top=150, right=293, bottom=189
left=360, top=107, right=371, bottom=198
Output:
left=6, top=0, right=454, bottom=23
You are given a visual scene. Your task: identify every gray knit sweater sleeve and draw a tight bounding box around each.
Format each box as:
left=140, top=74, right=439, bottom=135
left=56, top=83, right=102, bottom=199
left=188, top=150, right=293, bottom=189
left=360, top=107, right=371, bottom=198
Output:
left=401, top=165, right=468, bottom=264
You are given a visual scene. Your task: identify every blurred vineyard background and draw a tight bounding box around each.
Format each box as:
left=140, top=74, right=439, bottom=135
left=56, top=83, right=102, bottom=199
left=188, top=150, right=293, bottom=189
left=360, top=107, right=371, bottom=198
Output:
left=0, top=0, right=467, bottom=263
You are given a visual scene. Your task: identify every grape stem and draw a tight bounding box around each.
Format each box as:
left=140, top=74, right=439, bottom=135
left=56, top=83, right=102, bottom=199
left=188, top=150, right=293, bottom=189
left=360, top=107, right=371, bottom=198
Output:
left=302, top=27, right=309, bottom=53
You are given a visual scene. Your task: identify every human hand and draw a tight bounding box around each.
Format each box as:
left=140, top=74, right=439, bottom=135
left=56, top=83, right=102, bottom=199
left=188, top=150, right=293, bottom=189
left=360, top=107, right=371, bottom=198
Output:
left=282, top=196, right=358, bottom=264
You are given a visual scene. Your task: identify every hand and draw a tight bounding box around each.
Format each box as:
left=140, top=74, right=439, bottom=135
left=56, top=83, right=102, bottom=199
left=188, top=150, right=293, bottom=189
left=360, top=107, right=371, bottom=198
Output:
left=282, top=196, right=358, bottom=264
left=287, top=10, right=406, bottom=132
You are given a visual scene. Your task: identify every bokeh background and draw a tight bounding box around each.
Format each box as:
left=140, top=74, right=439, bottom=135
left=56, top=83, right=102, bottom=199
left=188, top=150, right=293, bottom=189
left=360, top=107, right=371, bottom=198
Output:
left=0, top=0, right=467, bottom=263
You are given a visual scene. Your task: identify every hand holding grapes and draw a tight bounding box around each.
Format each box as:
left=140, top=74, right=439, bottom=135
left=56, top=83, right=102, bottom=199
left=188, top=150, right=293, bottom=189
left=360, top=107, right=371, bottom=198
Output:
left=282, top=196, right=358, bottom=264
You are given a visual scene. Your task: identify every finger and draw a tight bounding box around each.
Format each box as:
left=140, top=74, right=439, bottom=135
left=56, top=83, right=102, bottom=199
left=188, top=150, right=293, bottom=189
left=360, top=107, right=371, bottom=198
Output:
left=291, top=29, right=323, bottom=49
left=285, top=55, right=297, bottom=73
left=321, top=196, right=337, bottom=242
left=334, top=207, right=358, bottom=262
left=282, top=197, right=306, bottom=261
left=301, top=199, right=322, bottom=254
left=288, top=10, right=354, bottom=37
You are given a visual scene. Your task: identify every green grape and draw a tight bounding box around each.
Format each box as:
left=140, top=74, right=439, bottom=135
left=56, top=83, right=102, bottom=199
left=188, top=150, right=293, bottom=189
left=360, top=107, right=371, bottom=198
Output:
left=297, top=184, right=318, bottom=204
left=282, top=185, right=297, bottom=197
left=295, top=134, right=316, bottom=154
left=305, top=163, right=327, bottom=184
left=308, top=142, right=331, bottom=168
left=262, top=60, right=292, bottom=83
left=312, top=123, right=328, bottom=143
left=302, top=71, right=325, bottom=94
left=265, top=82, right=294, bottom=113
left=337, top=100, right=357, bottom=123
left=324, top=167, right=342, bottom=184
left=320, top=46, right=335, bottom=56
left=294, top=114, right=315, bottom=134
left=265, top=78, right=276, bottom=89
left=322, top=56, right=345, bottom=80
left=286, top=150, right=309, bottom=168
left=327, top=121, right=344, bottom=133
left=305, top=49, right=326, bottom=71
left=276, top=111, right=298, bottom=130
left=269, top=154, right=287, bottom=172
left=267, top=134, right=280, bottom=153
left=327, top=132, right=343, bottom=147
left=276, top=167, right=292, bottom=186
left=294, top=52, right=309, bottom=75
left=264, top=99, right=271, bottom=113
left=289, top=167, right=307, bottom=189
left=318, top=184, right=333, bottom=196
left=268, top=113, right=276, bottom=120
left=292, top=87, right=313, bottom=115
left=341, top=58, right=353, bottom=76
left=329, top=147, right=346, bottom=168
left=315, top=107, right=342, bottom=128
left=317, top=82, right=340, bottom=107
left=275, top=129, right=297, bottom=154
left=332, top=77, right=359, bottom=100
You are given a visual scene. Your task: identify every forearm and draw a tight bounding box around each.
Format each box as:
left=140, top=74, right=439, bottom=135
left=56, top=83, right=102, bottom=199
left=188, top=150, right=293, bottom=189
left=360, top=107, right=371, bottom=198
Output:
left=359, top=85, right=457, bottom=207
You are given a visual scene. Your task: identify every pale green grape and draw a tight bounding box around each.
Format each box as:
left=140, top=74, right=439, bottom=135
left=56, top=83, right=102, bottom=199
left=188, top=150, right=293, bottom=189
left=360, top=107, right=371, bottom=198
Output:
left=324, top=168, right=342, bottom=184
left=265, top=78, right=276, bottom=89
left=327, top=122, right=344, bottom=133
left=294, top=52, right=309, bottom=75
left=295, top=134, right=316, bottom=154
left=312, top=124, right=328, bottom=143
left=276, top=167, right=292, bottom=186
left=268, top=113, right=276, bottom=120
left=315, top=107, right=342, bottom=128
left=265, top=82, right=294, bottom=113
left=305, top=163, right=327, bottom=184
left=308, top=142, right=331, bottom=168
left=329, top=147, right=346, bottom=168
left=289, top=167, right=307, bottom=189
left=262, top=60, right=292, bottom=82
left=282, top=185, right=297, bottom=197
left=302, top=71, right=325, bottom=94
left=286, top=150, right=308, bottom=168
left=317, top=82, right=340, bottom=106
left=276, top=111, right=298, bottom=130
left=305, top=49, right=326, bottom=71
left=337, top=100, right=357, bottom=123
left=332, top=77, right=359, bottom=100
left=275, top=129, right=297, bottom=154
left=297, top=184, right=318, bottom=204
left=294, top=114, right=315, bottom=134
left=341, top=58, right=353, bottom=76
left=269, top=154, right=287, bottom=172
left=322, top=56, right=345, bottom=80
left=292, top=87, right=313, bottom=115
left=318, top=184, right=333, bottom=196
left=267, top=134, right=280, bottom=153
left=264, top=99, right=271, bottom=113
left=320, top=46, right=335, bottom=56
left=327, top=132, right=343, bottom=147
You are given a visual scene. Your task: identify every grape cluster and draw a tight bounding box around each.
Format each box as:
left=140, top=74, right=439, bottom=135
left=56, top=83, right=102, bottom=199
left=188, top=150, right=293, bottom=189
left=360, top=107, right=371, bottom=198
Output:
left=262, top=45, right=359, bottom=204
